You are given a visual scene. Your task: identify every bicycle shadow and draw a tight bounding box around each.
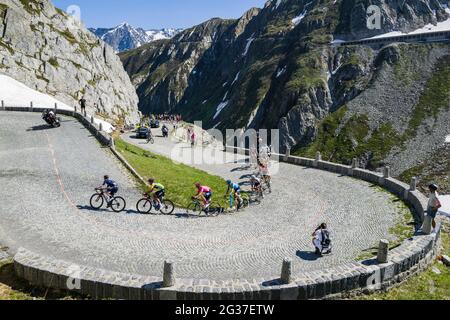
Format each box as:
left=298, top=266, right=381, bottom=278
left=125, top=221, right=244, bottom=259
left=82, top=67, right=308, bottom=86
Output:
left=76, top=205, right=143, bottom=215
left=174, top=212, right=211, bottom=219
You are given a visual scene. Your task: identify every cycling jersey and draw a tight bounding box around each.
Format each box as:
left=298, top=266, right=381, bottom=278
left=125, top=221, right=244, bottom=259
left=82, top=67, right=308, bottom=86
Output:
left=230, top=183, right=241, bottom=192
left=149, top=183, right=165, bottom=192
left=104, top=179, right=118, bottom=188
left=198, top=186, right=211, bottom=194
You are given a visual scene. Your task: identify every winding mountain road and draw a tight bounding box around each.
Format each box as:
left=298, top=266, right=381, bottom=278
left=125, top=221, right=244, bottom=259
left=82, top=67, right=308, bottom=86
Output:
left=0, top=111, right=405, bottom=281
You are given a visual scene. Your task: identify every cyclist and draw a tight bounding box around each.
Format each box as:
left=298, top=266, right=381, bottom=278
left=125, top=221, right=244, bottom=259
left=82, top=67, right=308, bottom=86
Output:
left=193, top=183, right=212, bottom=209
left=250, top=175, right=263, bottom=197
left=226, top=180, right=243, bottom=209
left=146, top=128, right=154, bottom=142
left=100, top=175, right=119, bottom=207
left=147, top=178, right=165, bottom=209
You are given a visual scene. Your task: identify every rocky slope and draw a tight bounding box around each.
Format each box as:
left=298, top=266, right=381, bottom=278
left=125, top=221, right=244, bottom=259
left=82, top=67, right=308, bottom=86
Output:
left=120, top=0, right=449, bottom=182
left=89, top=23, right=182, bottom=52
left=0, top=0, right=140, bottom=124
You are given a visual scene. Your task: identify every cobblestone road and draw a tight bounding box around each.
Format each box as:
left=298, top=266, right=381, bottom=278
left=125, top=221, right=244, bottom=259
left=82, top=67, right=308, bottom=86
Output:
left=0, top=112, right=404, bottom=281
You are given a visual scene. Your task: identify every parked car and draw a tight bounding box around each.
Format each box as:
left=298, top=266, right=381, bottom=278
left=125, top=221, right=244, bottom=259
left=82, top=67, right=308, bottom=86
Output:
left=149, top=119, right=160, bottom=128
left=136, top=127, right=150, bottom=139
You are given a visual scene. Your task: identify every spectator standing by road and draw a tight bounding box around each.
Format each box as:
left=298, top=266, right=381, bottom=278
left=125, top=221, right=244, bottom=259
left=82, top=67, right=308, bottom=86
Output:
left=427, top=183, right=442, bottom=231
left=191, top=130, right=196, bottom=147
left=79, top=96, right=87, bottom=114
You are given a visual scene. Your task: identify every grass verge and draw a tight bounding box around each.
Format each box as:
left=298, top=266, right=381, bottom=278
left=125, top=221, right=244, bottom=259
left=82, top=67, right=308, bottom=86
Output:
left=115, top=138, right=228, bottom=208
left=356, top=221, right=450, bottom=300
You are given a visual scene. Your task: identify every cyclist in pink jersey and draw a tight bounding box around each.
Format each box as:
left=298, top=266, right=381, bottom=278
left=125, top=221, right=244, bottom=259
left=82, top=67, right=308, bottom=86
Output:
left=193, top=182, right=213, bottom=209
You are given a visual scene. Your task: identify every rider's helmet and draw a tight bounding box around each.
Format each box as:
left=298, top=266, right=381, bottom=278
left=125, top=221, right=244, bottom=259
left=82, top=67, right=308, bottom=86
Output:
left=226, top=180, right=232, bottom=185
left=148, top=178, right=155, bottom=184
left=104, top=175, right=109, bottom=180
left=250, top=175, right=257, bottom=180
left=195, top=182, right=201, bottom=188
left=429, top=183, right=439, bottom=191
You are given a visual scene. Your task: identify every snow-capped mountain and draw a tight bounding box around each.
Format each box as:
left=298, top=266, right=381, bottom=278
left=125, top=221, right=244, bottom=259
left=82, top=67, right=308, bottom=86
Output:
left=89, top=23, right=182, bottom=52
left=146, top=28, right=182, bottom=41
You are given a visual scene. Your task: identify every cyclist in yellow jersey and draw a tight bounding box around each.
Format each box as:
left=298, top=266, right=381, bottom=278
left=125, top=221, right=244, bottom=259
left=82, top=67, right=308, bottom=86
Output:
left=147, top=178, right=165, bottom=209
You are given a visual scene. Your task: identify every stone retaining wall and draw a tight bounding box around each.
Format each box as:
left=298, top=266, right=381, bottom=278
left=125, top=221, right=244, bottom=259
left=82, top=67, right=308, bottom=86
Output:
left=12, top=226, right=441, bottom=300
left=1, top=110, right=441, bottom=299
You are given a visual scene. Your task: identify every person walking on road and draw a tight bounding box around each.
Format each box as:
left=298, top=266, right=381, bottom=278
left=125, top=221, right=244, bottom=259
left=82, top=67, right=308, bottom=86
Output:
left=79, top=96, right=87, bottom=115
left=427, top=183, right=442, bottom=231
left=191, top=130, right=196, bottom=147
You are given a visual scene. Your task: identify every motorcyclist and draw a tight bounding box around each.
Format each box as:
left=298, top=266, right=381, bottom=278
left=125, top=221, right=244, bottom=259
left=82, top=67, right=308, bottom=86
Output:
left=162, top=124, right=169, bottom=137
left=42, top=109, right=56, bottom=123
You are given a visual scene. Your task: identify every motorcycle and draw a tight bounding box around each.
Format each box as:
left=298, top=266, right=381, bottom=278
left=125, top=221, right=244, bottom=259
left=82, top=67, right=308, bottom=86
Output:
left=42, top=111, right=61, bottom=128
left=162, top=126, right=169, bottom=138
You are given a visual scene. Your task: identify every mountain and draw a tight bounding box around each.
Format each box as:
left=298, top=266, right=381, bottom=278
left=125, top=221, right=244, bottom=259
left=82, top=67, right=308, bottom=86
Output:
left=0, top=0, right=140, bottom=125
left=120, top=0, right=450, bottom=189
left=89, top=23, right=182, bottom=52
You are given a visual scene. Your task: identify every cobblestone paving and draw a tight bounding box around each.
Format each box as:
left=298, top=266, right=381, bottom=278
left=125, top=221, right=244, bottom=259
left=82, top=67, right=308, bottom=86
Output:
left=0, top=112, right=404, bottom=281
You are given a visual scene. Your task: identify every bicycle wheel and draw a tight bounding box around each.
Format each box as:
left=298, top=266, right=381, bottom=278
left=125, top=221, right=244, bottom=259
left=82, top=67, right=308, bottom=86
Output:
left=160, top=200, right=175, bottom=215
left=137, top=198, right=152, bottom=214
left=110, top=196, right=126, bottom=212
left=207, top=202, right=222, bottom=217
left=187, top=202, right=202, bottom=216
left=241, top=197, right=250, bottom=208
left=90, top=194, right=104, bottom=209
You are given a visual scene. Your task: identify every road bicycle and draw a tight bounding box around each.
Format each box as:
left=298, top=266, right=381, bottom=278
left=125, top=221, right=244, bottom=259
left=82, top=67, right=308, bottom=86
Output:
left=187, top=198, right=224, bottom=217
left=136, top=193, right=175, bottom=215
left=90, top=188, right=126, bottom=213
left=226, top=192, right=250, bottom=213
left=146, top=134, right=155, bottom=144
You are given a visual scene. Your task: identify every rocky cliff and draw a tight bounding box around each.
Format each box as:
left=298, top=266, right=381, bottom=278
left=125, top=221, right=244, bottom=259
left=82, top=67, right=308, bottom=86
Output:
left=120, top=0, right=449, bottom=182
left=0, top=0, right=140, bottom=124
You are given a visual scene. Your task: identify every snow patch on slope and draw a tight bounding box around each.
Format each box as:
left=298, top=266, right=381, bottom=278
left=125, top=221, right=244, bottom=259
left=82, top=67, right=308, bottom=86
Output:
left=213, top=101, right=229, bottom=120
left=0, top=75, right=115, bottom=133
left=243, top=33, right=256, bottom=57
left=365, top=8, right=450, bottom=40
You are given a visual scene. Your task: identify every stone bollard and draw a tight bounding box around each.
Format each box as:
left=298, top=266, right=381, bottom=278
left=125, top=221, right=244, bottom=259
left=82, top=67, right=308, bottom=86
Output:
left=284, top=147, right=291, bottom=161
left=383, top=166, right=391, bottom=179
left=352, top=158, right=358, bottom=169
left=90, top=116, right=94, bottom=124
left=54, top=103, right=58, bottom=113
left=316, top=151, right=322, bottom=162
left=280, top=258, right=292, bottom=284
left=109, top=137, right=115, bottom=149
left=163, top=261, right=176, bottom=288
left=74, top=106, right=77, bottom=113
left=30, top=101, right=33, bottom=110
left=422, top=215, right=433, bottom=235
left=377, top=239, right=389, bottom=263
left=99, top=122, right=103, bottom=132
left=1, top=100, right=4, bottom=110
left=410, top=177, right=417, bottom=191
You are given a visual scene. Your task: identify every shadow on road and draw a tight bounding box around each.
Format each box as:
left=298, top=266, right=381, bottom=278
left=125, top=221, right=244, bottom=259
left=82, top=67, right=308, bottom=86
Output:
left=174, top=213, right=209, bottom=219
left=296, top=250, right=321, bottom=261
left=27, top=125, right=53, bottom=131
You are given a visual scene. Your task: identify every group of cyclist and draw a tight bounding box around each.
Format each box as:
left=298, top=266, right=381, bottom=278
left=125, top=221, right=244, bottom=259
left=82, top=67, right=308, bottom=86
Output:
left=98, top=161, right=271, bottom=212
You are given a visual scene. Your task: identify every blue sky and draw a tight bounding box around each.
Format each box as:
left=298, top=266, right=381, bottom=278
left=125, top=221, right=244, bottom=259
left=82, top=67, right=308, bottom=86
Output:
left=52, top=0, right=267, bottom=29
